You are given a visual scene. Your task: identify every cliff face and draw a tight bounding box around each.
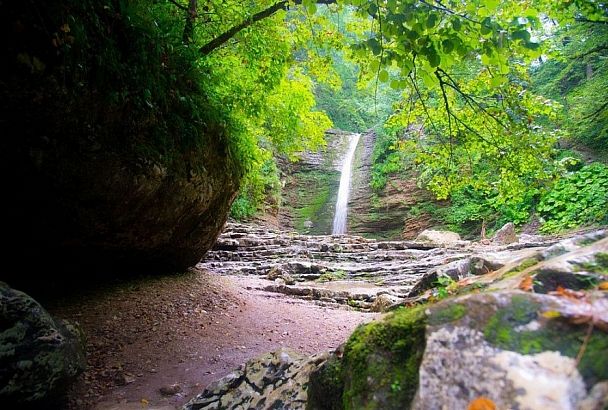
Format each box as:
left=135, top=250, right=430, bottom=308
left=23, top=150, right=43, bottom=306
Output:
left=277, top=130, right=348, bottom=235
left=277, top=130, right=433, bottom=239
left=0, top=1, right=240, bottom=286
left=348, top=132, right=437, bottom=240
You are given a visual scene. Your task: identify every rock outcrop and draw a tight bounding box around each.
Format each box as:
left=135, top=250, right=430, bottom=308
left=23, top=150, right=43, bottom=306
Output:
left=0, top=1, right=240, bottom=284
left=183, top=349, right=329, bottom=410
left=0, top=282, right=86, bottom=406
left=192, top=228, right=608, bottom=410
left=415, top=229, right=465, bottom=246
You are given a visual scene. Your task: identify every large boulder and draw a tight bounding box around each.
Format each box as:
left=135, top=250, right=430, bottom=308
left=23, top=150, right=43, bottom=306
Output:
left=0, top=282, right=86, bottom=406
left=0, top=1, right=241, bottom=284
left=414, top=229, right=464, bottom=246
left=492, top=222, right=518, bottom=245
left=306, top=290, right=608, bottom=410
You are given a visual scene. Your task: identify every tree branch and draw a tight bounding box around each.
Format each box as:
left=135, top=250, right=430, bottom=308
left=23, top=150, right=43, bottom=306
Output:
left=167, top=0, right=188, bottom=12
left=199, top=1, right=289, bottom=55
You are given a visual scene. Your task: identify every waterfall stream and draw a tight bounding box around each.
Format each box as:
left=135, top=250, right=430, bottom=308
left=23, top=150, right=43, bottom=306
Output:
left=332, top=133, right=361, bottom=235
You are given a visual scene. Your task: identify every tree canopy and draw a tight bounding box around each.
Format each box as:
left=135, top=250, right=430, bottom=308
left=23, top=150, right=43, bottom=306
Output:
left=154, top=0, right=607, bottom=224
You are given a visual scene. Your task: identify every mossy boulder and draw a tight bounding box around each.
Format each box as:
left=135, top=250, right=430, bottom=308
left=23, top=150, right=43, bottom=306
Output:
left=0, top=282, right=86, bottom=406
left=306, top=290, right=608, bottom=410
left=0, top=0, right=240, bottom=284
left=340, top=306, right=427, bottom=410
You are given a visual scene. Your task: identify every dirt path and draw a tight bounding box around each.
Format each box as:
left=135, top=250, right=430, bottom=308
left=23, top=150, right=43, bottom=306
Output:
left=49, top=269, right=378, bottom=410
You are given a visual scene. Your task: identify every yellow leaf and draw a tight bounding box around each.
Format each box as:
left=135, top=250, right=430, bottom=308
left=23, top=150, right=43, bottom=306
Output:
left=542, top=310, right=561, bottom=319
left=140, top=398, right=149, bottom=407
left=599, top=282, right=608, bottom=291
left=468, top=396, right=497, bottom=410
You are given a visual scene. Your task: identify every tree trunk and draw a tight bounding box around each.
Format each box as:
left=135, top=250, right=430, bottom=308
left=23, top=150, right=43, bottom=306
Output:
left=183, top=0, right=198, bottom=44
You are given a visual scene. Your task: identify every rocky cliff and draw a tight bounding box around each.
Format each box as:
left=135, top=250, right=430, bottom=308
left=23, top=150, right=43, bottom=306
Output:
left=277, top=130, right=348, bottom=234
left=0, top=1, right=240, bottom=288
left=277, top=129, right=435, bottom=239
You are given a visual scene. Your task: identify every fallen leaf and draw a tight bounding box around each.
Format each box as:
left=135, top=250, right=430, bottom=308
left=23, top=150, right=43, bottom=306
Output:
left=541, top=310, right=561, bottom=319
left=140, top=398, right=149, bottom=408
left=468, top=396, right=497, bottom=410
left=599, top=282, right=608, bottom=291
left=550, top=286, right=586, bottom=300
left=519, top=275, right=533, bottom=292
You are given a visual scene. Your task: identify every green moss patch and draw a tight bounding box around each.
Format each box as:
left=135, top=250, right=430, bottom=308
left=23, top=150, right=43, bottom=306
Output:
left=342, top=306, right=427, bottom=410
left=428, top=303, right=467, bottom=326
left=503, top=257, right=541, bottom=278
left=483, top=295, right=608, bottom=386
left=307, top=355, right=344, bottom=410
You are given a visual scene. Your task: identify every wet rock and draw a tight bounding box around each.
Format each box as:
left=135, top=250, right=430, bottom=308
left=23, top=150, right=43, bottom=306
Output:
left=541, top=230, right=607, bottom=260
left=267, top=266, right=287, bottom=281
left=369, top=294, right=401, bottom=312
left=492, top=222, right=517, bottom=245
left=469, top=255, right=506, bottom=275
left=407, top=272, right=438, bottom=297
left=415, top=229, right=462, bottom=246
left=184, top=349, right=329, bottom=410
left=0, top=282, right=86, bottom=406
left=159, top=383, right=182, bottom=396
left=437, top=258, right=471, bottom=279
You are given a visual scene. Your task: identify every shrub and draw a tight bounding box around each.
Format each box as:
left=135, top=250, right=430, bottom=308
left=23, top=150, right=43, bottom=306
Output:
left=538, top=163, right=608, bottom=233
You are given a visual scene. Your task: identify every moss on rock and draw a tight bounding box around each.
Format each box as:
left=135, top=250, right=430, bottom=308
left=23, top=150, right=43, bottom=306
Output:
left=482, top=295, right=608, bottom=386
left=341, top=306, right=427, bottom=410
left=307, top=354, right=344, bottom=410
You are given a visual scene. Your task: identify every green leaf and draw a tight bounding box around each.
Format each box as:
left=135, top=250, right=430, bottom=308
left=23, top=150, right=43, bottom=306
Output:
left=368, top=3, right=378, bottom=17
left=390, top=79, right=402, bottom=89
left=369, top=59, right=381, bottom=73
left=442, top=39, right=454, bottom=53
left=379, top=69, right=389, bottom=82
left=512, top=29, right=531, bottom=42
left=367, top=38, right=382, bottom=55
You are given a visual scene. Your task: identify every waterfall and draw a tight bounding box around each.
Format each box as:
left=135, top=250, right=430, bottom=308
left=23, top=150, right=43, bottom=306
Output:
left=332, top=133, right=361, bottom=235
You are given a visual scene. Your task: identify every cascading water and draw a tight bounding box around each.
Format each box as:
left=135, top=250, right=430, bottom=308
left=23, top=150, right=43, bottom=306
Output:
left=332, top=133, right=361, bottom=235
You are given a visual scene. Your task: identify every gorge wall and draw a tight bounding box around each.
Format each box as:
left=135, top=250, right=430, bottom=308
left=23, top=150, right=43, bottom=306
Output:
left=278, top=130, right=434, bottom=239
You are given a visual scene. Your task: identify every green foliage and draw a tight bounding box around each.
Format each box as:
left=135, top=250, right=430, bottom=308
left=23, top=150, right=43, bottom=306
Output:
left=318, top=270, right=348, bottom=282
left=370, top=128, right=412, bottom=192
left=538, top=163, right=608, bottom=232
left=434, top=276, right=457, bottom=299
left=531, top=22, right=608, bottom=149
left=230, top=156, right=281, bottom=220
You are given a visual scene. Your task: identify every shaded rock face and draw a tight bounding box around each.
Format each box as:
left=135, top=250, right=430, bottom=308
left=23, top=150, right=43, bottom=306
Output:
left=278, top=130, right=349, bottom=235
left=0, top=1, right=240, bottom=284
left=0, top=282, right=86, bottom=406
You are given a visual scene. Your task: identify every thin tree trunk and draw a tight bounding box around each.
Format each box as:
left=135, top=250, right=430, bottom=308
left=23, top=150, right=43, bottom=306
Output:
left=183, top=0, right=198, bottom=44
